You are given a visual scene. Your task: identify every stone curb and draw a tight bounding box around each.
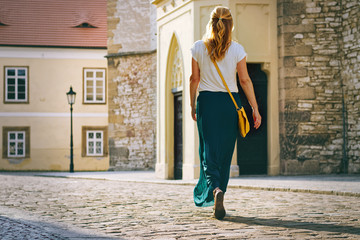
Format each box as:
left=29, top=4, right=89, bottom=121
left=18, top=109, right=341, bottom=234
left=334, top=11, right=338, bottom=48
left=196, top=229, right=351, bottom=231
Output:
left=227, top=185, right=360, bottom=198
left=35, top=174, right=360, bottom=198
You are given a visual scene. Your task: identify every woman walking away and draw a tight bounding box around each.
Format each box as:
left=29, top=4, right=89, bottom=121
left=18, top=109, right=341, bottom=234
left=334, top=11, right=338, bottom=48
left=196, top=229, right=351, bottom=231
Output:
left=190, top=6, right=261, bottom=220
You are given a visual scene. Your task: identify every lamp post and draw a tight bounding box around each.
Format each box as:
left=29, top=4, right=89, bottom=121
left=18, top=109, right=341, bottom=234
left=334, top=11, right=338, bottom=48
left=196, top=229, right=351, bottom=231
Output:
left=66, top=86, right=76, bottom=173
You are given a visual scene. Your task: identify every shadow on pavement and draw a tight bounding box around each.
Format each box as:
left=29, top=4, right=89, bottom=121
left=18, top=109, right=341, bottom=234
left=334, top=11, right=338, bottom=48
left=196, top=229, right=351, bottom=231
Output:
left=223, top=215, right=360, bottom=235
left=0, top=215, right=121, bottom=240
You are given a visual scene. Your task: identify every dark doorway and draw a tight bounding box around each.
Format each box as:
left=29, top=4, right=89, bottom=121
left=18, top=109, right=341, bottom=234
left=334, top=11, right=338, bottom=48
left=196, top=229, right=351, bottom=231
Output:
left=237, top=64, right=268, bottom=175
left=173, top=92, right=183, bottom=179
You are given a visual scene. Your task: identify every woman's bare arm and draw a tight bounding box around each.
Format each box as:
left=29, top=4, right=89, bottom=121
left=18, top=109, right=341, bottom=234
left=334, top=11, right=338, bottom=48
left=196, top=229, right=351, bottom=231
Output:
left=237, top=58, right=262, bottom=129
left=190, top=58, right=201, bottom=121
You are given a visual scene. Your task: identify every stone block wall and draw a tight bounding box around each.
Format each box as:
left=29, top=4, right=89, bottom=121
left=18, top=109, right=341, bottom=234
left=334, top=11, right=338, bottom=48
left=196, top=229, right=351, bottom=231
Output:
left=341, top=0, right=360, bottom=173
left=107, top=0, right=157, bottom=170
left=278, top=0, right=359, bottom=174
left=108, top=53, right=156, bottom=170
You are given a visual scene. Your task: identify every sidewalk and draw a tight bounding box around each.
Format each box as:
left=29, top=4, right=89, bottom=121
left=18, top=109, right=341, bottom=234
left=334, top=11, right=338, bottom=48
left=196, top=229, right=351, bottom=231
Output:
left=35, top=171, right=360, bottom=197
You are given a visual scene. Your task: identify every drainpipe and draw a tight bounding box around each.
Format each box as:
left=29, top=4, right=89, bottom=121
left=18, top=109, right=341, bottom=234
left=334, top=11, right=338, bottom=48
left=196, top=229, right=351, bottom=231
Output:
left=341, top=90, right=348, bottom=174
left=338, top=0, right=348, bottom=174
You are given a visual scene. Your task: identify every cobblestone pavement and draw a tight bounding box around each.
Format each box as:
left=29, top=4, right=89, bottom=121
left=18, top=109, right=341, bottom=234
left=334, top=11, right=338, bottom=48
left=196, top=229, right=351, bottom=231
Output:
left=0, top=215, right=66, bottom=240
left=0, top=174, right=360, bottom=239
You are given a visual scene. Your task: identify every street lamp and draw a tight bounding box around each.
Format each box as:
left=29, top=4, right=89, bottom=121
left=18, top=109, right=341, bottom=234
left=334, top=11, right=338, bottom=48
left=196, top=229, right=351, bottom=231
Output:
left=66, top=86, right=76, bottom=173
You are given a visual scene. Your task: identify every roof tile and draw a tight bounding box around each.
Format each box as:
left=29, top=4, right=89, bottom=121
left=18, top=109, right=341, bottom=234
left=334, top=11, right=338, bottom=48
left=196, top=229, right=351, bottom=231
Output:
left=0, top=0, right=107, bottom=48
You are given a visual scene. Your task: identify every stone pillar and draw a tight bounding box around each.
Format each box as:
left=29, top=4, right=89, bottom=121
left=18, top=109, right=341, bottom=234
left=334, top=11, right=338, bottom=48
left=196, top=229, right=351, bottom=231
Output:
left=277, top=0, right=358, bottom=174
left=340, top=0, right=360, bottom=173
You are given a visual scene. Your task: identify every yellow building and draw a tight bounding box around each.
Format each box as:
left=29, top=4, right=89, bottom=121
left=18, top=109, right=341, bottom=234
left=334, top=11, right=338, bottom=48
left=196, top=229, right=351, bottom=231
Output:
left=153, top=0, right=279, bottom=179
left=0, top=0, right=109, bottom=171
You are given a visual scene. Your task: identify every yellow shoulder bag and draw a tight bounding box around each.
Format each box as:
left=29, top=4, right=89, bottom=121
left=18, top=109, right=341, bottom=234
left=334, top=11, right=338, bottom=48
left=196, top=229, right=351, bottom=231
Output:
left=211, top=59, right=250, bottom=138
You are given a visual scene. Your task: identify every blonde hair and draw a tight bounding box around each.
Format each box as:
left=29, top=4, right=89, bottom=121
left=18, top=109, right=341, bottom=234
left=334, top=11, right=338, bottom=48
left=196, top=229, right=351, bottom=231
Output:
left=203, top=6, right=233, bottom=62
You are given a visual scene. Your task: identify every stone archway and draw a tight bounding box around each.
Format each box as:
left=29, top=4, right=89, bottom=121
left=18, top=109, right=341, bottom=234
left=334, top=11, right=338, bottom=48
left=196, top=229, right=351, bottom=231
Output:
left=162, top=33, right=185, bottom=179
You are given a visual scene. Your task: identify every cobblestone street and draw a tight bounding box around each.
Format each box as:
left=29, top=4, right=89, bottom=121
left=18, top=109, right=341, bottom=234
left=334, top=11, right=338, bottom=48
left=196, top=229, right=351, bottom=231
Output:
left=0, top=173, right=360, bottom=239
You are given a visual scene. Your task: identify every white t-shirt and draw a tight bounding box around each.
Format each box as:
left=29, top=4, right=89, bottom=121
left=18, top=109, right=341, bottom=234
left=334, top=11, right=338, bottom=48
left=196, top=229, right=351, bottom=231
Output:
left=191, top=40, right=247, bottom=92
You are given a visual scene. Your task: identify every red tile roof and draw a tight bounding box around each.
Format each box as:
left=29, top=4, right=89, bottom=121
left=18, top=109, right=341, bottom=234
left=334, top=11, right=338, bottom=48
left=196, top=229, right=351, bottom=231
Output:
left=0, top=0, right=107, bottom=48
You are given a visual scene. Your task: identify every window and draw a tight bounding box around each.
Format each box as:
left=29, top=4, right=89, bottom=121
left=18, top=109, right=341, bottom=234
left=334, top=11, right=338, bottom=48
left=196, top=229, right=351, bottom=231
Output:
left=74, top=22, right=97, bottom=28
left=81, top=126, right=108, bottom=157
left=8, top=131, right=25, bottom=157
left=87, top=130, right=103, bottom=156
left=4, top=67, right=28, bottom=103
left=83, top=68, right=106, bottom=104
left=2, top=127, right=30, bottom=158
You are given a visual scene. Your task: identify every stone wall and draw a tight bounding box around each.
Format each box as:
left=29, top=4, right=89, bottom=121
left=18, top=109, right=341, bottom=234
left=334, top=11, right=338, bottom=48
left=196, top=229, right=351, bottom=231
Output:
left=341, top=0, right=360, bottom=173
left=278, top=0, right=359, bottom=174
left=107, top=0, right=156, bottom=54
left=108, top=53, right=156, bottom=170
left=107, top=0, right=157, bottom=170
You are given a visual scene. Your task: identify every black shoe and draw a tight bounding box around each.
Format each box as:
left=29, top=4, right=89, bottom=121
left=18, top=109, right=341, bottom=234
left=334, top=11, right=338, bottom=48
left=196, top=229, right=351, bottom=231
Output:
left=213, top=188, right=226, bottom=220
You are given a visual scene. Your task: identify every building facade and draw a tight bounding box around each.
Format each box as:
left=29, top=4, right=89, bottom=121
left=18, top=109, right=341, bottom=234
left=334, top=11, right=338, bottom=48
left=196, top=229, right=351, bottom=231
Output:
left=107, top=0, right=157, bottom=170
left=151, top=0, right=359, bottom=179
left=2, top=0, right=357, bottom=175
left=0, top=0, right=109, bottom=171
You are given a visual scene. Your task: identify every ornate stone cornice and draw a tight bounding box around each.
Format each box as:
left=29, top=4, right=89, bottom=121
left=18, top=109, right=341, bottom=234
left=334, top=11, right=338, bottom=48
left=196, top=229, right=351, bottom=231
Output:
left=105, top=49, right=156, bottom=58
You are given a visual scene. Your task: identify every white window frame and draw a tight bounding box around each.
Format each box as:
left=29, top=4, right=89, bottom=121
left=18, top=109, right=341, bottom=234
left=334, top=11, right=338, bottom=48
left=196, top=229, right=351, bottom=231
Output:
left=5, top=67, right=28, bottom=102
left=7, top=131, right=26, bottom=157
left=86, top=130, right=104, bottom=156
left=83, top=69, right=106, bottom=104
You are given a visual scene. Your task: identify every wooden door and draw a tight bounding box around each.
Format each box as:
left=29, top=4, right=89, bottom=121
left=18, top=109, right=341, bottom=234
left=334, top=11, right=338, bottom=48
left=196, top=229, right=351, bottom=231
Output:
left=237, top=64, right=268, bottom=175
left=174, top=92, right=183, bottom=179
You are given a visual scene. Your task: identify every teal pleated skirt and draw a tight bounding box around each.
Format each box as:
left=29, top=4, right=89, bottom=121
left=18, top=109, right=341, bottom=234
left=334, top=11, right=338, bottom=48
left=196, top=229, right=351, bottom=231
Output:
left=194, top=91, right=241, bottom=207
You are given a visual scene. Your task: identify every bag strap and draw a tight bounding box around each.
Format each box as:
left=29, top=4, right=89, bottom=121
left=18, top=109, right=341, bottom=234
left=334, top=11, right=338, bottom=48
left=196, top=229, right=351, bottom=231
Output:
left=204, top=42, right=240, bottom=110
left=211, top=58, right=241, bottom=111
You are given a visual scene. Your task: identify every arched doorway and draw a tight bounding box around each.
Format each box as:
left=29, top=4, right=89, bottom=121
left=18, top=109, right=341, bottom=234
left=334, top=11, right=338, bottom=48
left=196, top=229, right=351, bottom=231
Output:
left=237, top=63, right=268, bottom=175
left=171, top=40, right=184, bottom=180
left=165, top=34, right=184, bottom=179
